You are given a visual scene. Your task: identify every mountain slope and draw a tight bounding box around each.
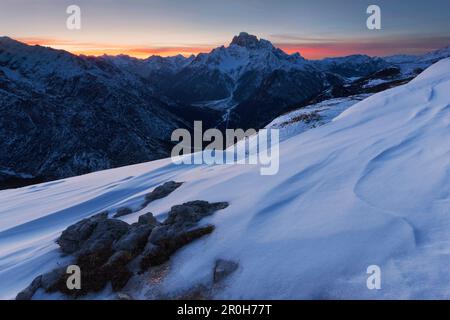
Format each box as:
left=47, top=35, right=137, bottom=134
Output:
left=1, top=34, right=448, bottom=189
left=0, top=33, right=392, bottom=187
left=157, top=32, right=346, bottom=129
left=0, top=37, right=193, bottom=186
left=1, top=58, right=450, bottom=299
left=384, top=45, right=450, bottom=76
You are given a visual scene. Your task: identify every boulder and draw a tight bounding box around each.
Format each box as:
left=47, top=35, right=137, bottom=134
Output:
left=139, top=242, right=170, bottom=269
left=116, top=292, right=133, bottom=300
left=112, top=224, right=154, bottom=254
left=164, top=201, right=229, bottom=225
left=16, top=266, right=67, bottom=299
left=102, top=250, right=134, bottom=291
left=56, top=211, right=108, bottom=254
left=213, top=259, right=239, bottom=283
left=40, top=267, right=67, bottom=291
left=141, top=224, right=215, bottom=270
left=77, top=218, right=130, bottom=256
left=113, top=207, right=133, bottom=218
left=137, top=212, right=160, bottom=226
left=139, top=200, right=228, bottom=270
left=16, top=275, right=42, bottom=300
left=143, top=181, right=183, bottom=206
left=21, top=199, right=229, bottom=298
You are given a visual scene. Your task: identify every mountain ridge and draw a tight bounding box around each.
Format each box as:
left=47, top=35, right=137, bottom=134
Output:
left=1, top=33, right=449, bottom=188
left=2, top=57, right=450, bottom=299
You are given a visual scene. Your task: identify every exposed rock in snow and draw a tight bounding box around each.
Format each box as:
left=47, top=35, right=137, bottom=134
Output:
left=137, top=212, right=160, bottom=226
left=112, top=224, right=154, bottom=253
left=116, top=292, right=134, bottom=300
left=1, top=34, right=448, bottom=186
left=140, top=201, right=229, bottom=269
left=2, top=46, right=450, bottom=300
left=56, top=211, right=110, bottom=254
left=16, top=199, right=228, bottom=299
left=142, top=181, right=184, bottom=207
left=113, top=207, right=133, bottom=218
left=213, top=259, right=239, bottom=283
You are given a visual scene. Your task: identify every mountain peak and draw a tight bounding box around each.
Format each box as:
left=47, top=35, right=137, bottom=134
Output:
left=230, top=32, right=273, bottom=50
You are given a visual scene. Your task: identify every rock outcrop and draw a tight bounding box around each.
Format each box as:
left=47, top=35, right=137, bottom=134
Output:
left=142, top=181, right=183, bottom=207
left=16, top=200, right=229, bottom=299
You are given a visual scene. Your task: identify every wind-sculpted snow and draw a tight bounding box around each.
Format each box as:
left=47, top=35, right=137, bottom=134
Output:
left=1, top=59, right=450, bottom=299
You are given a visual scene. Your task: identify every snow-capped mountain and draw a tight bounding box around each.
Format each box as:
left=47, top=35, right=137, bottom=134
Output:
left=384, top=45, right=450, bottom=76
left=1, top=57, right=450, bottom=299
left=159, top=32, right=320, bottom=102
left=312, top=54, right=391, bottom=77
left=148, top=33, right=449, bottom=130
left=101, top=54, right=195, bottom=78
left=192, top=32, right=310, bottom=78
left=264, top=46, right=450, bottom=136
left=1, top=33, right=449, bottom=189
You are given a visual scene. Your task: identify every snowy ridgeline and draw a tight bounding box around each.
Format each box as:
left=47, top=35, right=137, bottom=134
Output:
left=1, top=58, right=450, bottom=299
left=265, top=94, right=371, bottom=141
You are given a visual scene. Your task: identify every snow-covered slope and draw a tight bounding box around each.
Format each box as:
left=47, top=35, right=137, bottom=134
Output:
left=384, top=46, right=450, bottom=76
left=192, top=32, right=311, bottom=80
left=265, top=94, right=370, bottom=141
left=313, top=54, right=390, bottom=78
left=1, top=57, right=450, bottom=300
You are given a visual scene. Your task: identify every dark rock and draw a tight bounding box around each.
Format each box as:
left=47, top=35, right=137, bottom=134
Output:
left=113, top=207, right=133, bottom=218
left=102, top=250, right=134, bottom=291
left=113, top=224, right=154, bottom=254
left=137, top=212, right=160, bottom=226
left=53, top=250, right=115, bottom=296
left=23, top=199, right=229, bottom=297
left=41, top=267, right=66, bottom=291
left=77, top=219, right=130, bottom=256
left=56, top=212, right=108, bottom=254
left=116, top=292, right=133, bottom=300
left=52, top=216, right=130, bottom=295
left=230, top=32, right=262, bottom=49
left=139, top=242, right=170, bottom=269
left=16, top=266, right=68, bottom=299
left=139, top=201, right=228, bottom=270
left=141, top=224, right=215, bottom=270
left=164, top=201, right=229, bottom=225
left=105, top=250, right=134, bottom=266
left=16, top=275, right=42, bottom=300
left=143, top=181, right=183, bottom=205
left=213, top=259, right=238, bottom=283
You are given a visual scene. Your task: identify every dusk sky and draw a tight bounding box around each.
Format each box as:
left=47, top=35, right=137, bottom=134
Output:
left=1, top=0, right=449, bottom=59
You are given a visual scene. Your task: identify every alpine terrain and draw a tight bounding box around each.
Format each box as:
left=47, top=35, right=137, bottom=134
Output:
left=1, top=57, right=450, bottom=299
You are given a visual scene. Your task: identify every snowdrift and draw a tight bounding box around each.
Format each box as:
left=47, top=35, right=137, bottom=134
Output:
left=1, top=58, right=450, bottom=299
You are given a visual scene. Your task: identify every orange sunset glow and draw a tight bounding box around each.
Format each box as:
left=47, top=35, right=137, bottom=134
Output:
left=16, top=36, right=449, bottom=60
left=18, top=37, right=368, bottom=60
left=17, top=38, right=215, bottom=58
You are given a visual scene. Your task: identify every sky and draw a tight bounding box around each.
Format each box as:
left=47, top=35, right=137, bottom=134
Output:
left=1, top=0, right=449, bottom=59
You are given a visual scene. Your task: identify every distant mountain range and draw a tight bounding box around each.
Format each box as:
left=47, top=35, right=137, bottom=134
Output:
left=1, top=32, right=449, bottom=188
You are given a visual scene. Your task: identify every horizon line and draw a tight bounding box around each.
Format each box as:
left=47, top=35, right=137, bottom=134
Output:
left=5, top=35, right=450, bottom=60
